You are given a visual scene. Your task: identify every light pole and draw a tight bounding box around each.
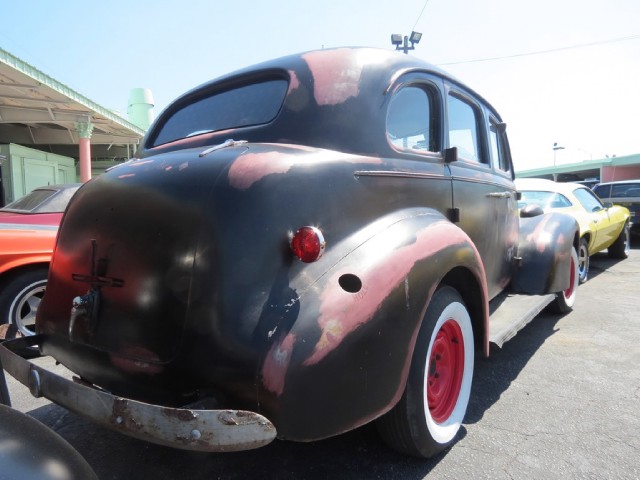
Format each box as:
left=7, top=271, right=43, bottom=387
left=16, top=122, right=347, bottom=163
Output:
left=391, top=31, right=422, bottom=54
left=553, top=142, right=565, bottom=166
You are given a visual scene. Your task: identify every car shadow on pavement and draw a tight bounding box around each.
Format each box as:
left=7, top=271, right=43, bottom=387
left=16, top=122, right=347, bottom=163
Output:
left=465, top=309, right=563, bottom=425
left=21, top=305, right=577, bottom=480
left=585, top=236, right=638, bottom=281
left=26, top=307, right=568, bottom=480
left=465, top=235, right=640, bottom=425
left=27, top=399, right=445, bottom=480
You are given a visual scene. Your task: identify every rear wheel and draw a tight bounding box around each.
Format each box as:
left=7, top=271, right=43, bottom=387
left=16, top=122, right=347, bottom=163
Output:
left=376, top=286, right=474, bottom=458
left=0, top=268, right=48, bottom=336
left=608, top=222, right=630, bottom=259
left=551, top=248, right=578, bottom=314
left=577, top=238, right=589, bottom=284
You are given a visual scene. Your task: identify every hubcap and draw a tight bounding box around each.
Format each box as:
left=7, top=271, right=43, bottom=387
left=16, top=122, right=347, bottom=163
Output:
left=14, top=284, right=46, bottom=336
left=578, top=245, right=588, bottom=279
left=427, top=319, right=465, bottom=423
left=624, top=227, right=630, bottom=255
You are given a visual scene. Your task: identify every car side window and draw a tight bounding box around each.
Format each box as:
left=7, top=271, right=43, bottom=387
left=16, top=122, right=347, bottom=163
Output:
left=613, top=184, right=640, bottom=198
left=448, top=94, right=484, bottom=163
left=489, top=120, right=511, bottom=173
left=592, top=184, right=610, bottom=198
left=574, top=187, right=605, bottom=212
left=386, top=86, right=437, bottom=152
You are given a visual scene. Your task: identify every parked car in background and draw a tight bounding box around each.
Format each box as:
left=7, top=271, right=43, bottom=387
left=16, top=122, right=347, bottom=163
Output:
left=0, top=184, right=81, bottom=225
left=573, top=179, right=599, bottom=189
left=0, top=184, right=81, bottom=337
left=592, top=180, right=640, bottom=235
left=516, top=178, right=630, bottom=283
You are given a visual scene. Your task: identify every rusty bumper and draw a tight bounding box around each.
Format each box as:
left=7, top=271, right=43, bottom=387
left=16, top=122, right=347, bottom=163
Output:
left=0, top=336, right=276, bottom=452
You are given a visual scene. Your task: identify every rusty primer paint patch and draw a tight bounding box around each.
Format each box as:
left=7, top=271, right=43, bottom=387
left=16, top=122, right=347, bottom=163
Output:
left=302, top=49, right=363, bottom=106
left=228, top=151, right=295, bottom=190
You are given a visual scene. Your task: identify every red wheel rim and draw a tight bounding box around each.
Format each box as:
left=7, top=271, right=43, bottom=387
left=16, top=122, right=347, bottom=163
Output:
left=427, top=319, right=465, bottom=423
left=564, top=253, right=576, bottom=298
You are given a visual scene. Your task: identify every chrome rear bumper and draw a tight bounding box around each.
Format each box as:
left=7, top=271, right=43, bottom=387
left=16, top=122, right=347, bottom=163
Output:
left=0, top=336, right=276, bottom=452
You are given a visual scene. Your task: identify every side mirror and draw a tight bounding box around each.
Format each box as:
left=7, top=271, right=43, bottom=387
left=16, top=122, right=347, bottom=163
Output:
left=444, top=147, right=458, bottom=163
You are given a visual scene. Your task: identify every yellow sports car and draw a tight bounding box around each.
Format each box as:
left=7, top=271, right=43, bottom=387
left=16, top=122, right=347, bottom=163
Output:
left=516, top=178, right=631, bottom=283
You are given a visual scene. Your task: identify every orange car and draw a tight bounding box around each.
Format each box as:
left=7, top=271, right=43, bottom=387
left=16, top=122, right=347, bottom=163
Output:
left=0, top=184, right=80, bottom=337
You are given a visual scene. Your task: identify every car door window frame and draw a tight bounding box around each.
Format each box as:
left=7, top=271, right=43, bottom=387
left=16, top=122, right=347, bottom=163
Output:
left=385, top=78, right=442, bottom=157
left=446, top=88, right=488, bottom=166
left=488, top=115, right=514, bottom=178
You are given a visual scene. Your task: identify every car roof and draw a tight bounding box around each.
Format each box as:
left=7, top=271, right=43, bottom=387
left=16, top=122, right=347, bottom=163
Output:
left=141, top=47, right=503, bottom=157
left=595, top=179, right=640, bottom=186
left=515, top=178, right=584, bottom=196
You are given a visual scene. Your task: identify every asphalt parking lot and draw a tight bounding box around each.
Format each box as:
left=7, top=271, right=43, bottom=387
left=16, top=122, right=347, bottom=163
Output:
left=4, top=241, right=640, bottom=480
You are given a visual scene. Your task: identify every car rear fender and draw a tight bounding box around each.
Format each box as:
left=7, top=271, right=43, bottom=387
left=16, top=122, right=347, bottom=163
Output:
left=511, top=212, right=579, bottom=294
left=258, top=208, right=489, bottom=441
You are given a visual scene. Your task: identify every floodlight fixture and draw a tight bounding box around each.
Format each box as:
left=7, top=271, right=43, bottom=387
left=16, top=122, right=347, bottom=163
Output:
left=391, top=31, right=422, bottom=54
left=409, top=31, right=422, bottom=44
left=391, top=34, right=403, bottom=46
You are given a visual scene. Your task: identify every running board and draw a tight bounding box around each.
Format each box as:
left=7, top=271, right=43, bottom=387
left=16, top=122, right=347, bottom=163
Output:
left=489, top=293, right=555, bottom=348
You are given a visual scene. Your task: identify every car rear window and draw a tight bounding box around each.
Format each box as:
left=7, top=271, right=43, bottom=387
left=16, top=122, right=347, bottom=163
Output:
left=150, top=78, right=288, bottom=147
left=2, top=189, right=55, bottom=212
left=1, top=186, right=80, bottom=213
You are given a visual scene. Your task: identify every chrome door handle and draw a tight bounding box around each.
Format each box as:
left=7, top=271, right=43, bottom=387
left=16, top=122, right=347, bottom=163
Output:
left=487, top=192, right=511, bottom=199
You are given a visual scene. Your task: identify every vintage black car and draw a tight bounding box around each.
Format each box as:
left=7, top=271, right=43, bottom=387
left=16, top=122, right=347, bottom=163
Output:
left=0, top=48, right=579, bottom=458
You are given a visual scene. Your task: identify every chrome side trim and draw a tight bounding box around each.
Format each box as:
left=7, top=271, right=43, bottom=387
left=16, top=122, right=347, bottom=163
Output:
left=354, top=170, right=446, bottom=180
left=451, top=174, right=516, bottom=191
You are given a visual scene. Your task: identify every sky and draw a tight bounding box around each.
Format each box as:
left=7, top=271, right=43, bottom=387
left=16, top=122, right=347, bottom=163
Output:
left=1, top=0, right=639, bottom=172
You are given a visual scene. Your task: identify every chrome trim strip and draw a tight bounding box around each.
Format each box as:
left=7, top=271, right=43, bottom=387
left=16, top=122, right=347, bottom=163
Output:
left=354, top=170, right=446, bottom=180
left=450, top=174, right=516, bottom=191
left=0, top=223, right=58, bottom=231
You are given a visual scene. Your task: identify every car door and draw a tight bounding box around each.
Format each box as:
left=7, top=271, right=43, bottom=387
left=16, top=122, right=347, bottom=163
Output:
left=573, top=187, right=615, bottom=251
left=384, top=74, right=453, bottom=223
left=445, top=87, right=516, bottom=300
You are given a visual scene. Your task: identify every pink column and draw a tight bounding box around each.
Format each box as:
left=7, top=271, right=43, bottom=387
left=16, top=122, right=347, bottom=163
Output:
left=75, top=121, right=94, bottom=182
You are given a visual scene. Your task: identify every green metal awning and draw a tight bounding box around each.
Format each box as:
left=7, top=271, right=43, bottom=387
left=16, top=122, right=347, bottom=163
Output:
left=0, top=47, right=144, bottom=160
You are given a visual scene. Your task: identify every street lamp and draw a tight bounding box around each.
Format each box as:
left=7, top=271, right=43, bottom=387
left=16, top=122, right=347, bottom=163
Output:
left=553, top=142, right=565, bottom=167
left=391, top=31, right=422, bottom=54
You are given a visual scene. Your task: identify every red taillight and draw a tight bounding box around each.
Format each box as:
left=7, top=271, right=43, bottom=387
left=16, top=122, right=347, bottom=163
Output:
left=290, top=226, right=326, bottom=263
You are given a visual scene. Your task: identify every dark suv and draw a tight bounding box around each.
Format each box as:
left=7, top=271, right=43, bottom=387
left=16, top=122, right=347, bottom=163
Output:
left=593, top=180, right=640, bottom=234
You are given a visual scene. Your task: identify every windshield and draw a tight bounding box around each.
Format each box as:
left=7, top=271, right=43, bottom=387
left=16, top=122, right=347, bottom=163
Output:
left=518, top=190, right=572, bottom=210
left=150, top=78, right=289, bottom=147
